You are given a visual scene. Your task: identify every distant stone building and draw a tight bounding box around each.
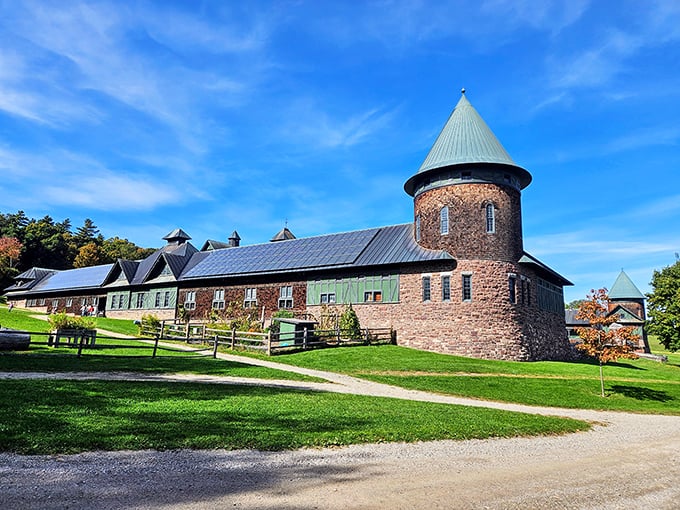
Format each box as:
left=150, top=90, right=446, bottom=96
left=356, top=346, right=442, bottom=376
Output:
left=4, top=91, right=573, bottom=361
left=565, top=270, right=649, bottom=353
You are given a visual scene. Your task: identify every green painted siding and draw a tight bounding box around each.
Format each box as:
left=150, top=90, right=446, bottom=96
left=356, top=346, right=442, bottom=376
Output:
left=307, top=274, right=399, bottom=305
left=106, top=287, right=177, bottom=311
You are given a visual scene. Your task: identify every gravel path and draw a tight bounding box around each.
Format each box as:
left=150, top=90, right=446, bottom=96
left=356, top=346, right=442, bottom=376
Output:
left=1, top=350, right=679, bottom=509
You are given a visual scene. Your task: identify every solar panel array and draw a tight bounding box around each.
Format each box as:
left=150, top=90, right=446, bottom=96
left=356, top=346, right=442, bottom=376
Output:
left=33, top=264, right=114, bottom=292
left=7, top=224, right=457, bottom=295
left=182, top=228, right=381, bottom=279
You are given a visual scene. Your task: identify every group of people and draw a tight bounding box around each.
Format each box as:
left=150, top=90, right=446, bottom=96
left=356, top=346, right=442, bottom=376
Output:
left=80, top=304, right=97, bottom=317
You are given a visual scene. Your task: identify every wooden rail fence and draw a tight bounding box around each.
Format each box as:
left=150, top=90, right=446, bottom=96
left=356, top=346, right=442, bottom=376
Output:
left=140, top=320, right=396, bottom=355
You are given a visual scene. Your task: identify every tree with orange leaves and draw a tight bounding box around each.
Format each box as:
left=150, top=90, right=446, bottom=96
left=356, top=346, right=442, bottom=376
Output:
left=0, top=237, right=22, bottom=269
left=575, top=288, right=639, bottom=397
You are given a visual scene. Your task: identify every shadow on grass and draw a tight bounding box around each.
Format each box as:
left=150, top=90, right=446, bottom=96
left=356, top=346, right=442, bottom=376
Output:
left=568, top=358, right=646, bottom=371
left=609, top=385, right=674, bottom=402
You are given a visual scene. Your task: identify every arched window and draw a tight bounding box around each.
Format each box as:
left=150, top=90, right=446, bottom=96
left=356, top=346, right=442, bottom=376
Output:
left=485, top=203, right=495, bottom=233
left=440, top=206, right=449, bottom=235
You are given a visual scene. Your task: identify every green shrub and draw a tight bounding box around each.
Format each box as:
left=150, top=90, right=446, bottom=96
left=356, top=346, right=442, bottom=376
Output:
left=138, top=314, right=161, bottom=336
left=48, top=312, right=95, bottom=331
left=339, top=304, right=361, bottom=339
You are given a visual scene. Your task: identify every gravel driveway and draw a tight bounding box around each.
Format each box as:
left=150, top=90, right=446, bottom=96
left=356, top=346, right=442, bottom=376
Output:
left=1, top=352, right=678, bottom=509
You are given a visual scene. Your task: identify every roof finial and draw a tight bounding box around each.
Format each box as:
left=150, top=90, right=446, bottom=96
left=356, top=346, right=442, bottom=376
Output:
left=461, top=87, right=466, bottom=95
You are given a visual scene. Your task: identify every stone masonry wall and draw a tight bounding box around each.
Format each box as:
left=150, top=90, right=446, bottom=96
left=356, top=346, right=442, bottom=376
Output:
left=414, top=183, right=523, bottom=262
left=308, top=261, right=571, bottom=361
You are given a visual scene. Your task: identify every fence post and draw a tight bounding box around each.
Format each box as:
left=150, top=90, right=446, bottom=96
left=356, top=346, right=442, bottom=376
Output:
left=390, top=328, right=396, bottom=345
left=76, top=333, right=85, bottom=357
left=364, top=328, right=370, bottom=345
left=303, top=326, right=308, bottom=349
left=213, top=335, right=219, bottom=358
left=231, top=328, right=236, bottom=349
left=185, top=322, right=190, bottom=341
left=160, top=320, right=165, bottom=339
left=152, top=335, right=159, bottom=358
left=266, top=330, right=271, bottom=356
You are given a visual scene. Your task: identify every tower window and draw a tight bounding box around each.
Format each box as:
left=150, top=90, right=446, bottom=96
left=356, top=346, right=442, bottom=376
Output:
left=462, top=274, right=472, bottom=302
left=422, top=276, right=431, bottom=302
left=415, top=215, right=421, bottom=242
left=440, top=206, right=449, bottom=235
left=486, top=203, right=496, bottom=233
left=441, top=275, right=451, bottom=301
left=508, top=274, right=516, bottom=304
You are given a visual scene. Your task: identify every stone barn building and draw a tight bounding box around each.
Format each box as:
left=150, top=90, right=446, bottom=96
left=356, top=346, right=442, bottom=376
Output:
left=4, top=91, right=572, bottom=361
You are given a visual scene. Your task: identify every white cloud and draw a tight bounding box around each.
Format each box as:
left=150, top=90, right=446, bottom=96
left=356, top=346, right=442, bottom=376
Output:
left=281, top=100, right=399, bottom=149
left=526, top=231, right=677, bottom=259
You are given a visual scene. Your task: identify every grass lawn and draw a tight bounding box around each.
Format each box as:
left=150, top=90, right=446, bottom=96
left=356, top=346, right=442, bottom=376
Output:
left=0, top=379, right=589, bottom=455
left=0, top=306, right=318, bottom=382
left=267, top=343, right=680, bottom=414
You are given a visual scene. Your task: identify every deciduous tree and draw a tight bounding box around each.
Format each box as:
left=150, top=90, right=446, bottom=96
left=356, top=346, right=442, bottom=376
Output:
left=74, top=242, right=102, bottom=268
left=0, top=237, right=22, bottom=269
left=575, top=288, right=639, bottom=397
left=647, top=260, right=680, bottom=352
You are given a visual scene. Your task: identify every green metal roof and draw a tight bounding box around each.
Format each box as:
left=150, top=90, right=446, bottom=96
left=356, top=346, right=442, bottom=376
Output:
left=404, top=90, right=532, bottom=196
left=609, top=270, right=645, bottom=300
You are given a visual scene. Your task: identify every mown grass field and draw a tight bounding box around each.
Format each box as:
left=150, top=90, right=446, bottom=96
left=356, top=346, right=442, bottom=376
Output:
left=0, top=379, right=588, bottom=455
left=268, top=340, right=680, bottom=414
left=1, top=304, right=677, bottom=454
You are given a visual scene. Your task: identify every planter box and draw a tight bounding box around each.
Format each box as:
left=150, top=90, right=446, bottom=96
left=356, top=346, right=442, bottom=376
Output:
left=0, top=328, right=30, bottom=350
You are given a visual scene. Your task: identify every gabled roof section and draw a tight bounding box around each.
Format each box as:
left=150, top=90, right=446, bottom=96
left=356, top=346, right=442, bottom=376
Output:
left=519, top=252, right=572, bottom=286
left=609, top=270, right=645, bottom=300
left=271, top=227, right=296, bottom=242
left=103, top=259, right=140, bottom=286
left=201, top=240, right=231, bottom=251
left=30, top=264, right=114, bottom=293
left=181, top=224, right=453, bottom=281
left=565, top=309, right=588, bottom=326
left=15, top=267, right=55, bottom=281
left=608, top=304, right=644, bottom=323
left=4, top=267, right=55, bottom=292
left=404, top=90, right=532, bottom=195
left=132, top=241, right=198, bottom=285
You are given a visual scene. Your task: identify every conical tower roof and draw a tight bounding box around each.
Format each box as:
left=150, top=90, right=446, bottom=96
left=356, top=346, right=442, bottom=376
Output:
left=609, top=270, right=645, bottom=300
left=404, top=90, right=532, bottom=196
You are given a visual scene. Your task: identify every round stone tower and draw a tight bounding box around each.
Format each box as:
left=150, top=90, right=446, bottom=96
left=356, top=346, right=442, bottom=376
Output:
left=404, top=90, right=532, bottom=262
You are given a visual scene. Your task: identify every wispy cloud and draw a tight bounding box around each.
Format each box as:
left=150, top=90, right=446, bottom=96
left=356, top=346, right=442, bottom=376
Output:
left=543, top=2, right=680, bottom=100
left=314, top=0, right=589, bottom=50
left=0, top=146, right=184, bottom=211
left=526, top=231, right=677, bottom=259
left=280, top=100, right=399, bottom=149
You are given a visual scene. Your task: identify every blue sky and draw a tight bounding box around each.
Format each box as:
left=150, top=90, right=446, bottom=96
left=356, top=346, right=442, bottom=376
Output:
left=1, top=0, right=679, bottom=303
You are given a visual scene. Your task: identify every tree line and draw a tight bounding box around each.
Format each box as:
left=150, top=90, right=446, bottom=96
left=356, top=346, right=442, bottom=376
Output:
left=0, top=210, right=155, bottom=291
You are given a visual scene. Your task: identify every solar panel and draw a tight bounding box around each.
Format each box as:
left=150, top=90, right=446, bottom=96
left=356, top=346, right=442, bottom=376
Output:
left=34, top=264, right=114, bottom=292
left=181, top=228, right=380, bottom=279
